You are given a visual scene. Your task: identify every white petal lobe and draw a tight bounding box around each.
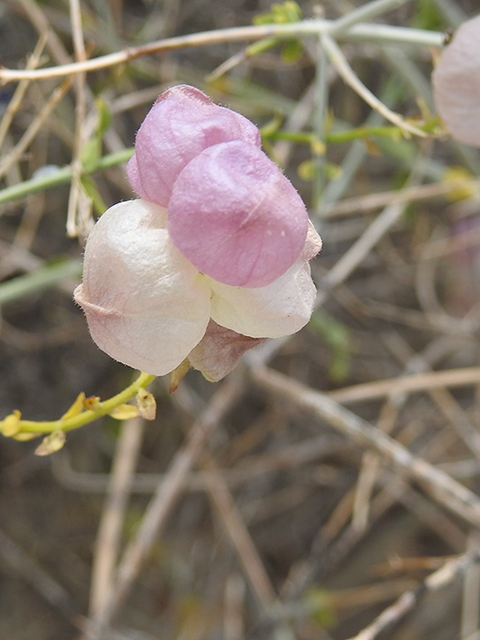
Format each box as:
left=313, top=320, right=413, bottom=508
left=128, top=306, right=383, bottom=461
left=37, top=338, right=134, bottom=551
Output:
left=207, top=259, right=317, bottom=339
left=75, top=200, right=211, bottom=375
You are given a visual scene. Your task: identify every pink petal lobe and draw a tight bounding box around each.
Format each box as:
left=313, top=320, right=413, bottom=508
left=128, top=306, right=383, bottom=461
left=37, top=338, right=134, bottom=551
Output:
left=74, top=199, right=211, bottom=375
left=188, top=320, right=266, bottom=382
left=433, top=15, right=480, bottom=147
left=168, top=140, right=309, bottom=288
left=207, top=224, right=321, bottom=338
left=126, top=85, right=261, bottom=205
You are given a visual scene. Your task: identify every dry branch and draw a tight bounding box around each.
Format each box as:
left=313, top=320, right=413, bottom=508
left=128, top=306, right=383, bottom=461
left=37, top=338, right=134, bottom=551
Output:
left=253, top=366, right=480, bottom=530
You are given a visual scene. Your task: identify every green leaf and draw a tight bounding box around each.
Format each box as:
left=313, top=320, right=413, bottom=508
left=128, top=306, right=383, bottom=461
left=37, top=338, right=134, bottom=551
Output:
left=95, top=98, right=112, bottom=136
left=281, top=39, right=304, bottom=63
left=80, top=99, right=112, bottom=172
left=80, top=175, right=106, bottom=215
left=81, top=137, right=102, bottom=172
left=412, top=0, right=444, bottom=30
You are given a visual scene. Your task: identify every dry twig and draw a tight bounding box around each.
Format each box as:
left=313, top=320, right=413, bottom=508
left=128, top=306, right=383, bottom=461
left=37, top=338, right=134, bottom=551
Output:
left=253, top=366, right=480, bottom=529
left=347, top=552, right=480, bottom=640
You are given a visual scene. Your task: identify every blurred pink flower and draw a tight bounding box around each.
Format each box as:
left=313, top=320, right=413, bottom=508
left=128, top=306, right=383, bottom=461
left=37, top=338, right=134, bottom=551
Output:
left=433, top=15, right=480, bottom=147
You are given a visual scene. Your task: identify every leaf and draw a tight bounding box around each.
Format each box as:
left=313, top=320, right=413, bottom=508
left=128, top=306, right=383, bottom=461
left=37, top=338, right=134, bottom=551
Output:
left=95, top=98, right=112, bottom=137
left=80, top=137, right=102, bottom=173
left=305, top=588, right=337, bottom=628
left=80, top=175, right=106, bottom=215
left=364, top=138, right=382, bottom=156
left=80, top=99, right=112, bottom=172
left=281, top=39, right=304, bottom=64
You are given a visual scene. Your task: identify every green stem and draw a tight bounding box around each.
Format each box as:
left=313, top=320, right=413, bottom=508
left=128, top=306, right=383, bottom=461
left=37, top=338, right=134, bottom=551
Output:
left=0, top=148, right=134, bottom=206
left=0, top=259, right=82, bottom=305
left=265, top=125, right=408, bottom=145
left=327, top=125, right=402, bottom=143
left=0, top=372, right=156, bottom=435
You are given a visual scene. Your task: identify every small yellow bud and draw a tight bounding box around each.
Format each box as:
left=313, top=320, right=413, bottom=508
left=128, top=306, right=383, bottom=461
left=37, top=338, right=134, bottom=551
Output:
left=83, top=396, right=101, bottom=411
left=61, top=392, right=86, bottom=420
left=35, top=430, right=66, bottom=456
left=136, top=388, right=156, bottom=421
left=2, top=410, right=22, bottom=437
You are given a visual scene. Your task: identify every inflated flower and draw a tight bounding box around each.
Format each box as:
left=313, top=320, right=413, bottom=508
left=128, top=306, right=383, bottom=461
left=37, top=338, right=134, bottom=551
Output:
left=126, top=84, right=261, bottom=207
left=127, top=85, right=309, bottom=287
left=432, top=14, right=480, bottom=147
left=74, top=86, right=322, bottom=380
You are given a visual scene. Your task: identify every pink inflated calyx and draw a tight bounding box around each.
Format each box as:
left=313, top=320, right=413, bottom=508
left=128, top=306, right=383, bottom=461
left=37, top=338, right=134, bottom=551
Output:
left=167, top=140, right=309, bottom=288
left=126, top=85, right=261, bottom=206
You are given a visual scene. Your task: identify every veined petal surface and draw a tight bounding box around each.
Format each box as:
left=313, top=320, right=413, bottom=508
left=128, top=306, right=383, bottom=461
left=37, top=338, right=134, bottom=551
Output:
left=126, top=85, right=261, bottom=206
left=207, top=225, right=321, bottom=338
left=74, top=199, right=211, bottom=375
left=168, top=141, right=309, bottom=288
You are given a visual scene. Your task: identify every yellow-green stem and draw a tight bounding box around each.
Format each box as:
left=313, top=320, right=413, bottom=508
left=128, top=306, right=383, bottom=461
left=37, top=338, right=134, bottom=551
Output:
left=0, top=372, right=156, bottom=435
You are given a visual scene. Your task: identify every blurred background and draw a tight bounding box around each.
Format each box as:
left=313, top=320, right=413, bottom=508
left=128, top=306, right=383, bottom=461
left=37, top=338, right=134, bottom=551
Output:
left=2, top=1, right=480, bottom=639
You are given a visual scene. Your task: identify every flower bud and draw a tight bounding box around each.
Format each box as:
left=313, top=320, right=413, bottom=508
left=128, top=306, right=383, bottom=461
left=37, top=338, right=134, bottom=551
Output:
left=168, top=140, right=308, bottom=287
left=126, top=85, right=261, bottom=206
left=433, top=15, right=480, bottom=147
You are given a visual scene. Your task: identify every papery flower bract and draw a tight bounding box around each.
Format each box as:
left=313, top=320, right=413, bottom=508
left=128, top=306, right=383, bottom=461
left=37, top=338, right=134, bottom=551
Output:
left=188, top=321, right=266, bottom=382
left=126, top=84, right=309, bottom=288
left=126, top=85, right=261, bottom=207
left=206, top=220, right=321, bottom=337
left=75, top=85, right=322, bottom=380
left=168, top=140, right=309, bottom=287
left=432, top=14, right=480, bottom=147
left=74, top=199, right=321, bottom=378
left=74, top=200, right=211, bottom=376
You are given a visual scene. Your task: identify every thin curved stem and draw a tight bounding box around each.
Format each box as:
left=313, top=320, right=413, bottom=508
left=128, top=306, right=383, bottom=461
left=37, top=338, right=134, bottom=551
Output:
left=0, top=372, right=156, bottom=435
left=0, top=148, right=134, bottom=206
left=0, top=22, right=444, bottom=83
